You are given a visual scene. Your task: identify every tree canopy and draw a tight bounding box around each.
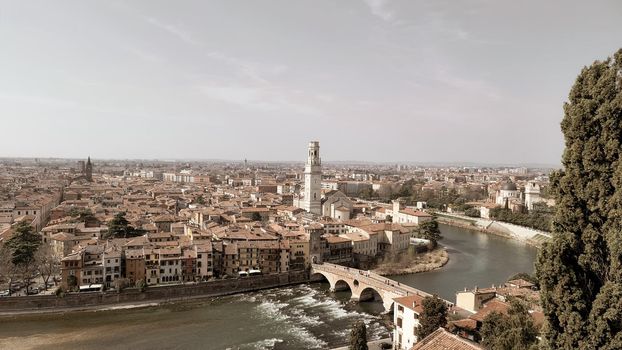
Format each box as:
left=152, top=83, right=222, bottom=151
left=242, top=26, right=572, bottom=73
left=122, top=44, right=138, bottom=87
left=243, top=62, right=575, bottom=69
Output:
left=5, top=222, right=41, bottom=266
left=416, top=295, right=448, bottom=340
left=489, top=206, right=553, bottom=232
left=480, top=300, right=538, bottom=350
left=417, top=218, right=442, bottom=247
left=349, top=320, right=368, bottom=350
left=105, top=212, right=145, bottom=239
left=536, top=48, right=622, bottom=349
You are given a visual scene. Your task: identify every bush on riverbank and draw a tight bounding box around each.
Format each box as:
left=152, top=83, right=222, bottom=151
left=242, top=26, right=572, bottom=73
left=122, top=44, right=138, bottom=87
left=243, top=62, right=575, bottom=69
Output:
left=372, top=247, right=449, bottom=276
left=489, top=205, right=553, bottom=232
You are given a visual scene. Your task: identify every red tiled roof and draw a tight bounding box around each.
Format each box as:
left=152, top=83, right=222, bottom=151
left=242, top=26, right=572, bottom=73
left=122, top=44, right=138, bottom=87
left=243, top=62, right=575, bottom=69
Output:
left=393, top=294, right=425, bottom=314
left=411, top=328, right=483, bottom=350
left=469, top=299, right=509, bottom=322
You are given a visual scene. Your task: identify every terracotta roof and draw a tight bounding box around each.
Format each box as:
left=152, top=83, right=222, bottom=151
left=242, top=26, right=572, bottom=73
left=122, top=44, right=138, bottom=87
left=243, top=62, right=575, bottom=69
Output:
left=411, top=328, right=483, bottom=350
left=324, top=235, right=351, bottom=244
left=400, top=209, right=432, bottom=217
left=449, top=318, right=478, bottom=331
left=469, top=299, right=509, bottom=322
left=393, top=294, right=425, bottom=314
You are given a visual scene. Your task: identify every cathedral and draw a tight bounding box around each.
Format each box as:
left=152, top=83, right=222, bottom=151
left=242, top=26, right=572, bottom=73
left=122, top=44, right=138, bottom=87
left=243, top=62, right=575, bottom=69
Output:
left=295, top=141, right=353, bottom=219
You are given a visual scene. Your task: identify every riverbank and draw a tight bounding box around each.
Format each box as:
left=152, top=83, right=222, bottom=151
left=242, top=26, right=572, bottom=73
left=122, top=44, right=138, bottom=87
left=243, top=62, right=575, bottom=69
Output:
left=435, top=214, right=549, bottom=248
left=371, top=247, right=449, bottom=276
left=0, top=284, right=392, bottom=350
left=0, top=271, right=308, bottom=316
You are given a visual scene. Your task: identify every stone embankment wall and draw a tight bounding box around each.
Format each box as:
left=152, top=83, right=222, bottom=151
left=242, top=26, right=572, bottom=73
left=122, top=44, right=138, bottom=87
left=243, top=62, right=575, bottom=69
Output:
left=0, top=271, right=308, bottom=314
left=435, top=213, right=551, bottom=248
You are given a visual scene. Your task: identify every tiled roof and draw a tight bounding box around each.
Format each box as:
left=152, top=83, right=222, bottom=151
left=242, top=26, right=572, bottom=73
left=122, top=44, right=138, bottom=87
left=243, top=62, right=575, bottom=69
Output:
left=393, top=294, right=425, bottom=313
left=411, top=328, right=483, bottom=350
left=469, top=299, right=509, bottom=322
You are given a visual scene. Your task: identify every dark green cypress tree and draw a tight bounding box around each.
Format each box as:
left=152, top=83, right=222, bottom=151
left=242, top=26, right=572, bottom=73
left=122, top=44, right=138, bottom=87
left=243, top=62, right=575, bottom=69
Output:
left=5, top=222, right=41, bottom=266
left=349, top=320, right=368, bottom=350
left=536, top=48, right=622, bottom=349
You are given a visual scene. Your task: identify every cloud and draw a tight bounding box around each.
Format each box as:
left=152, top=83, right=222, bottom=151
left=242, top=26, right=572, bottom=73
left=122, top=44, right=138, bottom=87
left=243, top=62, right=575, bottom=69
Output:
left=363, top=0, right=395, bottom=22
left=0, top=93, right=78, bottom=109
left=206, top=51, right=288, bottom=84
left=199, top=84, right=317, bottom=116
left=144, top=16, right=202, bottom=46
left=125, top=46, right=166, bottom=64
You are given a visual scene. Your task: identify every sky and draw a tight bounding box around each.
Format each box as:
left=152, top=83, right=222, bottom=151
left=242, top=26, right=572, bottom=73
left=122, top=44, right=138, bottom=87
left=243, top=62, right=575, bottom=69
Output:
left=1, top=1, right=621, bottom=165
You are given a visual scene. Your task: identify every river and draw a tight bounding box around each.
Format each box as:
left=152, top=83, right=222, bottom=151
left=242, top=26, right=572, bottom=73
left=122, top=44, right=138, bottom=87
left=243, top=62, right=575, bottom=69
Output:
left=0, top=224, right=537, bottom=350
left=392, top=224, right=538, bottom=301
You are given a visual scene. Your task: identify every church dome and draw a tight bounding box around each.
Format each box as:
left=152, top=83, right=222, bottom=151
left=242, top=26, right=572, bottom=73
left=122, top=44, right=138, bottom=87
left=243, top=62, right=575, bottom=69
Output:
left=501, top=182, right=518, bottom=191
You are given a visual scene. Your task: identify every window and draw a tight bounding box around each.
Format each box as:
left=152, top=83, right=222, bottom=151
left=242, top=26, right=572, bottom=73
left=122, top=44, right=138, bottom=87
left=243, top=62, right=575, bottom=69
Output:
left=397, top=318, right=403, bottom=327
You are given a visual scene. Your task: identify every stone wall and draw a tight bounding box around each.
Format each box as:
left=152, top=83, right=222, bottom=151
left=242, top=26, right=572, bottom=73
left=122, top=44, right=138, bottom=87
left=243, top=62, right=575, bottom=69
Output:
left=0, top=271, right=308, bottom=313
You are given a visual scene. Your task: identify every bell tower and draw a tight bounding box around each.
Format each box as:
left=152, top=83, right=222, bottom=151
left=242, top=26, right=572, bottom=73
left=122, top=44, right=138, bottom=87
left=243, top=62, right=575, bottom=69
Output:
left=302, top=141, right=322, bottom=215
left=85, top=156, right=93, bottom=182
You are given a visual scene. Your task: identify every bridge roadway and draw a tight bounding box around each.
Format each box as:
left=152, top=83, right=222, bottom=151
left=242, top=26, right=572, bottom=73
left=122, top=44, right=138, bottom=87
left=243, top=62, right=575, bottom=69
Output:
left=311, top=262, right=454, bottom=312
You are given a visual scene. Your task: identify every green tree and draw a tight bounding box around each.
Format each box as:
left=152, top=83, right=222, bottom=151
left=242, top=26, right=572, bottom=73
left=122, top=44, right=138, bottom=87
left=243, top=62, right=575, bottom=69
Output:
left=135, top=279, right=147, bottom=292
left=105, top=212, right=144, bottom=239
left=480, top=300, right=539, bottom=350
left=195, top=195, right=206, bottom=205
left=78, top=209, right=96, bottom=223
left=536, top=48, right=622, bottom=350
left=464, top=207, right=480, bottom=218
left=251, top=212, right=262, bottom=222
left=358, top=187, right=375, bottom=199
left=5, top=222, right=41, bottom=266
left=349, top=320, right=368, bottom=350
left=416, top=295, right=448, bottom=340
left=417, top=218, right=442, bottom=247
left=67, top=275, right=78, bottom=289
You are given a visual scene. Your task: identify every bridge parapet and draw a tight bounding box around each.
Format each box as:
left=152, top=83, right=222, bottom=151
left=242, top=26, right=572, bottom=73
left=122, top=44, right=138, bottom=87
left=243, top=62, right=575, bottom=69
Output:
left=311, top=262, right=453, bottom=311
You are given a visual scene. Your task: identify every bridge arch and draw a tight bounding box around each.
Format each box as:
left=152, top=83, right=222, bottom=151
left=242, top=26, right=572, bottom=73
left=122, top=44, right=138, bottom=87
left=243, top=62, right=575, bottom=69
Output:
left=310, top=271, right=355, bottom=293
left=359, top=286, right=383, bottom=302
left=310, top=271, right=330, bottom=284
left=334, top=279, right=353, bottom=293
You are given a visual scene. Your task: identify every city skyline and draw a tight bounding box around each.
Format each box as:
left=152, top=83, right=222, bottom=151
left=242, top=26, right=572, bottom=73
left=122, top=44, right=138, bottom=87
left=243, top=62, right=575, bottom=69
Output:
left=1, top=1, right=621, bottom=164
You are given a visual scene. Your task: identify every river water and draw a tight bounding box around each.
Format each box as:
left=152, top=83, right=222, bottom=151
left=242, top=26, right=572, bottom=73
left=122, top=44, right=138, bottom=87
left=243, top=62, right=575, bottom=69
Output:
left=0, top=224, right=537, bottom=350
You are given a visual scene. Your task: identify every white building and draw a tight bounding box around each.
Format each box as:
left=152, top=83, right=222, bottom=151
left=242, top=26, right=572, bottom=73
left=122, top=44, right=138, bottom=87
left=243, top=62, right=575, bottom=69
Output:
left=322, top=190, right=353, bottom=220
left=393, top=294, right=425, bottom=349
left=300, top=141, right=322, bottom=215
left=389, top=200, right=433, bottom=225
left=524, top=181, right=543, bottom=210
left=495, top=181, right=520, bottom=207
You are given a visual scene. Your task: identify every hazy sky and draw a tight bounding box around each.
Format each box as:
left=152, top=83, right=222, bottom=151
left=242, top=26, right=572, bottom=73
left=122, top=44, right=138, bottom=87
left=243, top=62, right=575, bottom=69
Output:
left=1, top=1, right=621, bottom=164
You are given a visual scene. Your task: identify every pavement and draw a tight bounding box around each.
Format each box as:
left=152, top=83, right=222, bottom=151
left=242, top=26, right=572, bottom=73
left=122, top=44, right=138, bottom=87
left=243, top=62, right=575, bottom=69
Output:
left=331, top=338, right=392, bottom=350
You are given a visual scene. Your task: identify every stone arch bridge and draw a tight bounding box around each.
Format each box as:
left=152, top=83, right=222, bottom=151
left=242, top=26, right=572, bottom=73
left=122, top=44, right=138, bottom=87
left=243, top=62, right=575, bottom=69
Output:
left=311, top=262, right=453, bottom=312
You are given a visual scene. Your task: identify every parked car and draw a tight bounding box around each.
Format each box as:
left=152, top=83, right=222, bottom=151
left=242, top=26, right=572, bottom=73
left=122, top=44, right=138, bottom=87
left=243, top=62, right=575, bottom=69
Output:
left=380, top=342, right=392, bottom=349
left=27, top=288, right=39, bottom=295
left=0, top=290, right=10, bottom=297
